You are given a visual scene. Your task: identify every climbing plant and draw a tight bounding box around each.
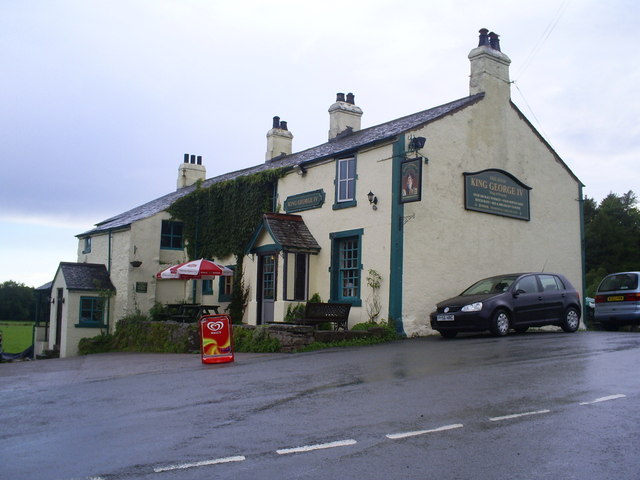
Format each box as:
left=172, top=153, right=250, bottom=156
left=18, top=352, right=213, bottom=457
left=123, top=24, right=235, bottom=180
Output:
left=167, top=168, right=285, bottom=259
left=167, top=169, right=286, bottom=323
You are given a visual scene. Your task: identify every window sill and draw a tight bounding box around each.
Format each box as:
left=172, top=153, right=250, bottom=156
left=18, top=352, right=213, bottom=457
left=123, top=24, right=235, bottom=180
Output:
left=75, top=323, right=108, bottom=329
left=329, top=299, right=362, bottom=307
left=332, top=200, right=357, bottom=210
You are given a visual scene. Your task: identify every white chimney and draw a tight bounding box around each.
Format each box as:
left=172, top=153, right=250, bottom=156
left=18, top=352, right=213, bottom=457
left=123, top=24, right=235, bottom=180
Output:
left=177, top=154, right=206, bottom=189
left=266, top=116, right=293, bottom=162
left=468, top=29, right=512, bottom=102
left=328, top=92, right=363, bottom=140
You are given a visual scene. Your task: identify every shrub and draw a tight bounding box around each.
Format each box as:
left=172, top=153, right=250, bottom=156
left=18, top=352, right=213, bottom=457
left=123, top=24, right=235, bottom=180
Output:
left=78, top=331, right=114, bottom=355
left=233, top=326, right=281, bottom=353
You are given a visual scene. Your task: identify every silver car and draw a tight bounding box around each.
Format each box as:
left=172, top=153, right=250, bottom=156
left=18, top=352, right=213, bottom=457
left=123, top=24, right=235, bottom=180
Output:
left=594, top=272, right=640, bottom=330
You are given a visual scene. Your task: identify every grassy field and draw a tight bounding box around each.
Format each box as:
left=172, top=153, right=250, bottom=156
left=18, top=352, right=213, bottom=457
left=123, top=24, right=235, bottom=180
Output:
left=0, top=322, right=34, bottom=353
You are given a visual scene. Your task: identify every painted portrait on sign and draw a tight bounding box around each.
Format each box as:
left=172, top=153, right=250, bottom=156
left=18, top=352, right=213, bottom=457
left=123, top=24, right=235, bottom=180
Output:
left=400, top=158, right=422, bottom=203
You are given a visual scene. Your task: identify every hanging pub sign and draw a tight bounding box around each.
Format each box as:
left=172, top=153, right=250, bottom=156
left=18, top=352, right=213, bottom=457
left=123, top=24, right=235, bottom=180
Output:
left=400, top=158, right=422, bottom=203
left=464, top=169, right=531, bottom=221
left=284, top=189, right=325, bottom=213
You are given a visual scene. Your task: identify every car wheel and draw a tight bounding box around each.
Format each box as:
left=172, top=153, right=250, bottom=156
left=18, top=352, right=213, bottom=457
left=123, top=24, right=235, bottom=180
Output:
left=490, top=310, right=510, bottom=336
left=561, top=307, right=580, bottom=332
left=514, top=326, right=528, bottom=334
left=440, top=330, right=458, bottom=338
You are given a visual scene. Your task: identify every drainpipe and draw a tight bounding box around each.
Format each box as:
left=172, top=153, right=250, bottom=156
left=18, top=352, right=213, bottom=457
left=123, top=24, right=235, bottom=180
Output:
left=106, top=230, right=112, bottom=333
left=579, top=185, right=587, bottom=318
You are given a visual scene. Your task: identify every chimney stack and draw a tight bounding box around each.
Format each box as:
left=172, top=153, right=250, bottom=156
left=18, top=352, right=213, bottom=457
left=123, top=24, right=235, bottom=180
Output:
left=468, top=28, right=511, bottom=101
left=266, top=116, right=293, bottom=161
left=328, top=92, right=363, bottom=140
left=177, top=153, right=206, bottom=189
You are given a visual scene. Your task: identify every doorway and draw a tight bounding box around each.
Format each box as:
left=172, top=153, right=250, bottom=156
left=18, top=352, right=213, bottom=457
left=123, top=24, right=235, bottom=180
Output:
left=258, top=254, right=276, bottom=325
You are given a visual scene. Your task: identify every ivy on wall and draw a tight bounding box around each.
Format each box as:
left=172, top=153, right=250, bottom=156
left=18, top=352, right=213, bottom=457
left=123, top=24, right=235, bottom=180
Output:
left=167, top=168, right=286, bottom=259
left=166, top=168, right=286, bottom=323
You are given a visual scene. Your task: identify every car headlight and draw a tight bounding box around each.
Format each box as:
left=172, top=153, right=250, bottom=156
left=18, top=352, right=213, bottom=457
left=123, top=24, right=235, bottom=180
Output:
left=461, top=302, right=483, bottom=312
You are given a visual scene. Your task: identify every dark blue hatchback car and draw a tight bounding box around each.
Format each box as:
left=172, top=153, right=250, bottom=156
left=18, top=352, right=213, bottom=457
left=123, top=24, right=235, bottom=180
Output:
left=430, top=273, right=581, bottom=338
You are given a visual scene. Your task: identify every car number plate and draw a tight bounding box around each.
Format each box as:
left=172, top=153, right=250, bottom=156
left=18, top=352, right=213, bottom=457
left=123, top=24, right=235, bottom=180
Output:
left=607, top=295, right=625, bottom=302
left=437, top=314, right=455, bottom=322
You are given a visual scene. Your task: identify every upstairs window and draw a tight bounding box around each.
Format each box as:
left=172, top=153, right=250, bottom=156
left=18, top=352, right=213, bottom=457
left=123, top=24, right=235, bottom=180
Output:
left=334, top=156, right=357, bottom=209
left=82, top=236, right=92, bottom=254
left=161, top=220, right=183, bottom=250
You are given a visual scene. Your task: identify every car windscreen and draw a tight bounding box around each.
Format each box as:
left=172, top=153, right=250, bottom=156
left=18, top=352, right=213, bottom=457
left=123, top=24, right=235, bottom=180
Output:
left=461, top=276, right=518, bottom=295
left=598, top=273, right=639, bottom=292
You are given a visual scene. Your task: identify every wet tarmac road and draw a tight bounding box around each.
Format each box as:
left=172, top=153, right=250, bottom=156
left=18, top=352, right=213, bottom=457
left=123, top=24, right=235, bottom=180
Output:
left=1, top=331, right=639, bottom=479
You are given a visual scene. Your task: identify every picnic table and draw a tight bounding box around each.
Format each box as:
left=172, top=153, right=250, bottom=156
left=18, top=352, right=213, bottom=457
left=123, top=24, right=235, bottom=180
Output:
left=167, top=304, right=220, bottom=323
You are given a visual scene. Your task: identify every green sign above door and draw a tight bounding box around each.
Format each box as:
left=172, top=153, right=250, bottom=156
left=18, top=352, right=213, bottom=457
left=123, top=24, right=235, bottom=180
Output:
left=284, top=189, right=325, bottom=213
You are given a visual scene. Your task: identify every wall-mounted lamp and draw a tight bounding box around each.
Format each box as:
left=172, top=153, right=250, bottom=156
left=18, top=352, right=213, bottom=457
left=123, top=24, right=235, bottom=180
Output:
left=295, top=164, right=307, bottom=176
left=367, top=190, right=378, bottom=210
left=408, top=136, right=426, bottom=151
left=408, top=136, right=429, bottom=164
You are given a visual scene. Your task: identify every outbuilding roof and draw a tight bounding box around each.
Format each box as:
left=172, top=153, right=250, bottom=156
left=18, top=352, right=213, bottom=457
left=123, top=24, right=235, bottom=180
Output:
left=79, top=93, right=484, bottom=237
left=56, top=262, right=116, bottom=292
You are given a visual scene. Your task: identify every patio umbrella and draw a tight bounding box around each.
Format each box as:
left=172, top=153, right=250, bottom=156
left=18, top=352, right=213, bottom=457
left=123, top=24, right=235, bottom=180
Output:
left=156, top=258, right=233, bottom=279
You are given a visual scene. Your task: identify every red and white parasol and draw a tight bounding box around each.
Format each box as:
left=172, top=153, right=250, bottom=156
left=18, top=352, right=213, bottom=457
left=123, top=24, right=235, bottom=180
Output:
left=156, top=258, right=233, bottom=279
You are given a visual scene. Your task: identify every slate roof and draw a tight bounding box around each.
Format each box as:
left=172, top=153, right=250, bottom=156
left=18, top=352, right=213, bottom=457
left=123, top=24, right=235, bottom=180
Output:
left=79, top=93, right=484, bottom=237
left=57, top=263, right=116, bottom=292
left=256, top=213, right=321, bottom=253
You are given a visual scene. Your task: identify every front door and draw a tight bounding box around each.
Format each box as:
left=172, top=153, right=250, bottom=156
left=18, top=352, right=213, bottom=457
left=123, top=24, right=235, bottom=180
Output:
left=258, top=254, right=276, bottom=325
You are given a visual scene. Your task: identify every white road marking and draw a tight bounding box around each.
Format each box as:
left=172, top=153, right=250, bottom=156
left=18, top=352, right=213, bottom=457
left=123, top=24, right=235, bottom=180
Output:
left=153, top=455, right=246, bottom=473
left=386, top=423, right=464, bottom=440
left=489, top=409, right=550, bottom=422
left=276, top=439, right=357, bottom=455
left=579, top=394, right=626, bottom=405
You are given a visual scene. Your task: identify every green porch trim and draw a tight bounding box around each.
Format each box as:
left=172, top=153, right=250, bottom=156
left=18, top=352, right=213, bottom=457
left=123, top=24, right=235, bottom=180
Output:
left=389, top=136, right=406, bottom=335
left=250, top=244, right=279, bottom=255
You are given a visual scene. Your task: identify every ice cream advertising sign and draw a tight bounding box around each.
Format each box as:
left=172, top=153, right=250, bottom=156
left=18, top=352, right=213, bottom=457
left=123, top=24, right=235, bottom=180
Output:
left=200, top=314, right=234, bottom=364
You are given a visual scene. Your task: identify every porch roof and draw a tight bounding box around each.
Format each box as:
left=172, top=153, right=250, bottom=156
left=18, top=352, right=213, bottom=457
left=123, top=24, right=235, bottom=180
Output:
left=247, top=213, right=321, bottom=254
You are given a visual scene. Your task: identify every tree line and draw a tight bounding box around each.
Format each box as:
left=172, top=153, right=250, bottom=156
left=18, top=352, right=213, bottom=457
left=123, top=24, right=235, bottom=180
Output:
left=584, top=190, right=640, bottom=296
left=0, top=281, right=35, bottom=321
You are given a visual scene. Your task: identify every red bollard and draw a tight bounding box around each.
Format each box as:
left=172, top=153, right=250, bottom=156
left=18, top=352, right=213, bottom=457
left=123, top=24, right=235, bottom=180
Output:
left=200, top=314, right=234, bottom=364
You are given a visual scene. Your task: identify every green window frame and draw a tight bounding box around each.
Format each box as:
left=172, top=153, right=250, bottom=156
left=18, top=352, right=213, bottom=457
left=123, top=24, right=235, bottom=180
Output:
left=76, top=296, right=106, bottom=328
left=202, top=279, right=213, bottom=295
left=218, top=266, right=235, bottom=302
left=329, top=229, right=363, bottom=306
left=160, top=220, right=184, bottom=250
left=333, top=156, right=357, bottom=210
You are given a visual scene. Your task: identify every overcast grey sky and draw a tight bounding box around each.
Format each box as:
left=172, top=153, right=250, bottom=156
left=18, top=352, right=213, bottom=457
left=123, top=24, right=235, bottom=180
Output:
left=1, top=0, right=638, bottom=288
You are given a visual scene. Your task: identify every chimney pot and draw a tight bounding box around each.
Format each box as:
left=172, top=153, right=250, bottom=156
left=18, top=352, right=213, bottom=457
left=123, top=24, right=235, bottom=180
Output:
left=478, top=28, right=490, bottom=47
left=184, top=153, right=189, bottom=163
left=197, top=155, right=202, bottom=165
left=272, top=116, right=280, bottom=129
left=190, top=154, right=196, bottom=164
left=336, top=92, right=345, bottom=102
left=346, top=93, right=355, bottom=104
left=488, top=31, right=501, bottom=51
left=280, top=120, right=288, bottom=131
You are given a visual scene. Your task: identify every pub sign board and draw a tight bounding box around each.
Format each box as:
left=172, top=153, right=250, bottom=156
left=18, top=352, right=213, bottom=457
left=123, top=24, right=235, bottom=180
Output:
left=464, top=169, right=531, bottom=221
left=284, top=189, right=325, bottom=213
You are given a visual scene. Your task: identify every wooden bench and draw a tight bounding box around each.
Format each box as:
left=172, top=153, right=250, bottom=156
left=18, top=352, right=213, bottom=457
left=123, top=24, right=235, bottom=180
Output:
left=297, top=302, right=351, bottom=331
